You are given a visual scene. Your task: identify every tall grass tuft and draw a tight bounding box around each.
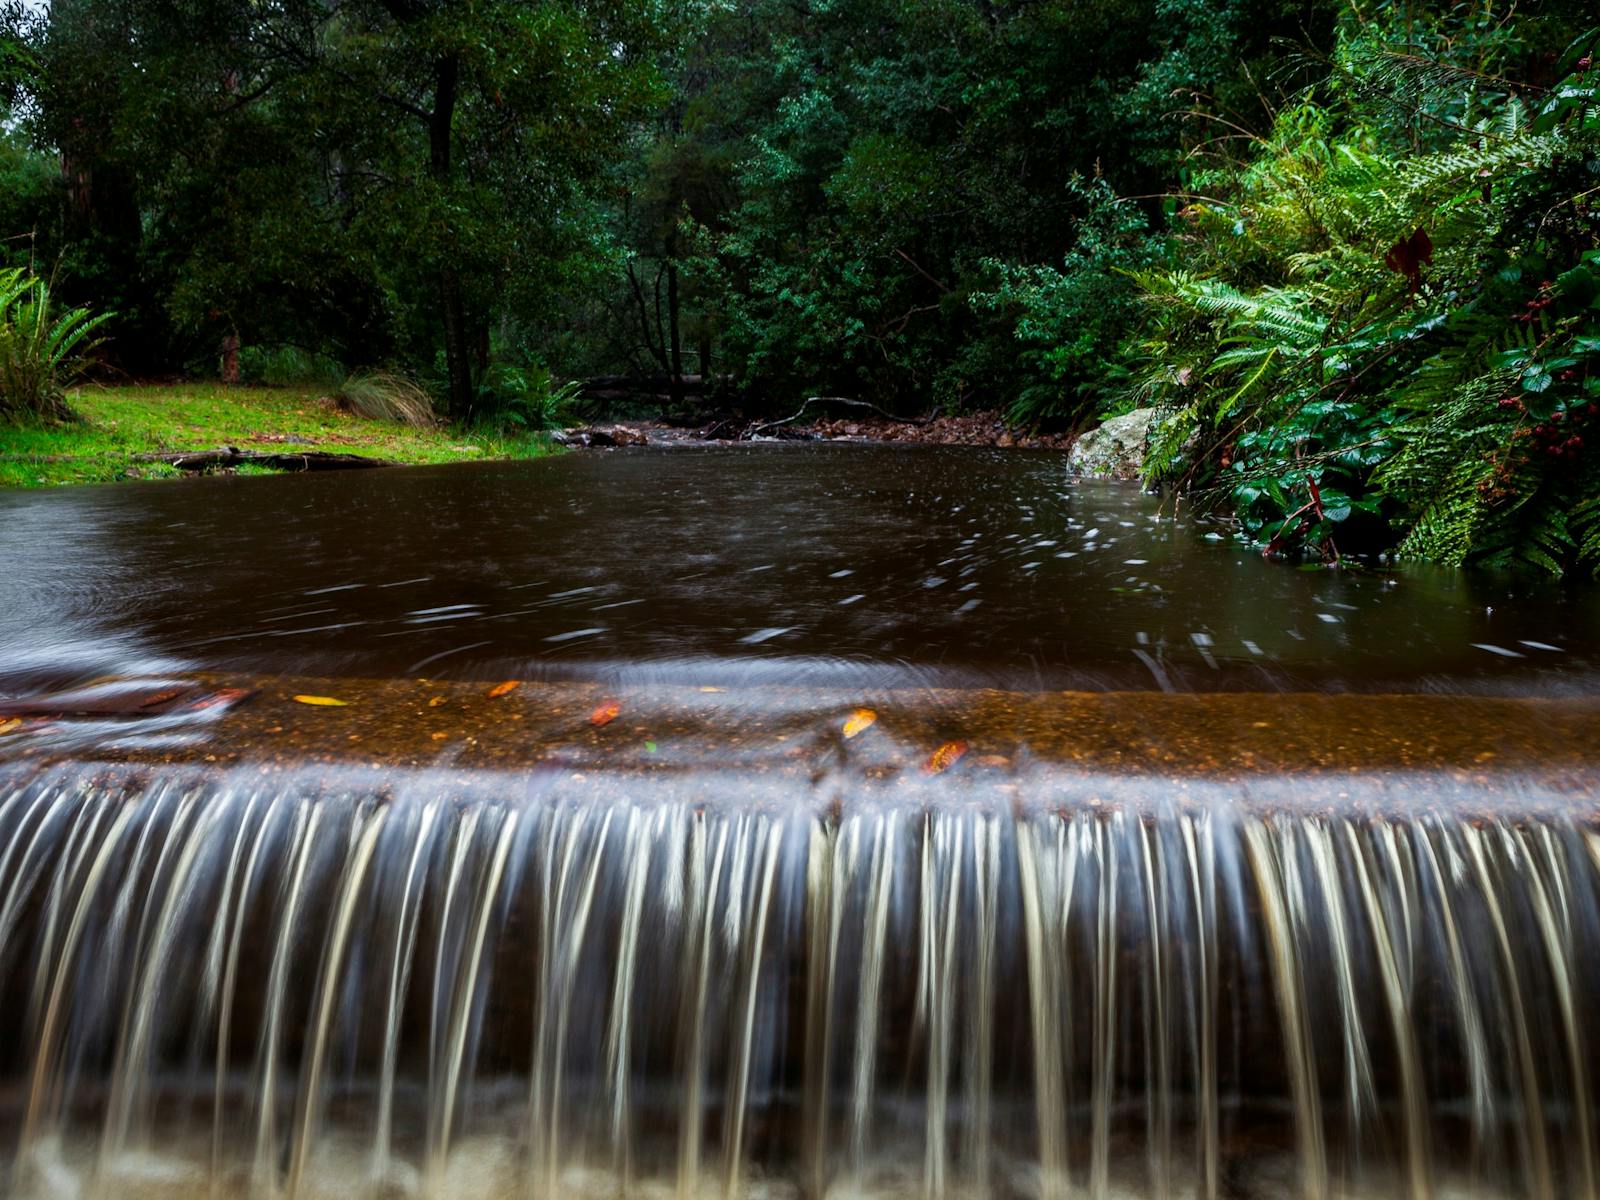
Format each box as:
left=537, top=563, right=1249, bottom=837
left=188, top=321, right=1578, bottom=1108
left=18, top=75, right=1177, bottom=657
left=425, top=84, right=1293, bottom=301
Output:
left=0, top=269, right=111, bottom=424
left=332, top=370, right=438, bottom=428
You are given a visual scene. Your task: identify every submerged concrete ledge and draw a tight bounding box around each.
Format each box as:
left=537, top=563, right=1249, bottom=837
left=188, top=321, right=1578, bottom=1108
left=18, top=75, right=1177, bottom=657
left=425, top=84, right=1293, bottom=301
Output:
left=3, top=675, right=1598, bottom=812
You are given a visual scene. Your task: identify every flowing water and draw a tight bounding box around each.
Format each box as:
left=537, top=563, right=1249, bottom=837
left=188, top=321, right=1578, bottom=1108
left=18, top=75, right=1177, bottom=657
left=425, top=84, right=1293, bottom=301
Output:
left=2, top=446, right=1598, bottom=696
left=3, top=446, right=1600, bottom=1199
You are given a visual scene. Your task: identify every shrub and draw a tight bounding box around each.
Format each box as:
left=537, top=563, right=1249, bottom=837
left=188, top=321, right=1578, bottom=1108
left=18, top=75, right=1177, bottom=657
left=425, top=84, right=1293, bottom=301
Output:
left=238, top=345, right=346, bottom=388
left=331, top=370, right=438, bottom=428
left=1125, top=24, right=1600, bottom=576
left=972, top=177, right=1157, bottom=427
left=0, top=268, right=111, bottom=423
left=474, top=364, right=583, bottom=432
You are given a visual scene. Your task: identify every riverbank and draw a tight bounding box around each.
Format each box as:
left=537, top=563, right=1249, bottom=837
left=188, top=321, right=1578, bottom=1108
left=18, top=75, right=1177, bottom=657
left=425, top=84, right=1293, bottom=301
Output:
left=0, top=383, right=552, bottom=488
left=560, top=409, right=1079, bottom=450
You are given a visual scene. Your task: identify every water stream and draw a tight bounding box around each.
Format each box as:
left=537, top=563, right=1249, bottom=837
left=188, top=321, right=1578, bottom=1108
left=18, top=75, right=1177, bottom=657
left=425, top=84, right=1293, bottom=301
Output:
left=3, top=447, right=1599, bottom=1199
left=2, top=763, right=1597, bottom=1200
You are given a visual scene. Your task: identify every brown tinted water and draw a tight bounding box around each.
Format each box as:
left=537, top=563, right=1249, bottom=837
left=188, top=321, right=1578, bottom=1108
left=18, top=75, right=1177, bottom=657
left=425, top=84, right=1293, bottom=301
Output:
left=3, top=447, right=1600, bottom=1200
left=2, top=445, right=1598, bottom=698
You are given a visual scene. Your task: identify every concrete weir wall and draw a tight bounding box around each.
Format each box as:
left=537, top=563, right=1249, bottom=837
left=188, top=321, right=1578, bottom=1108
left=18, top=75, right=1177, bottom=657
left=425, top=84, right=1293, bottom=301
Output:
left=2, top=683, right=1599, bottom=1200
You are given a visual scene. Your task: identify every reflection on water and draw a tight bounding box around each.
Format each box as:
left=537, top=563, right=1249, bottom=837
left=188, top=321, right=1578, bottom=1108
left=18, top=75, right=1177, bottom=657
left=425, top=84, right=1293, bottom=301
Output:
left=2, top=445, right=1598, bottom=696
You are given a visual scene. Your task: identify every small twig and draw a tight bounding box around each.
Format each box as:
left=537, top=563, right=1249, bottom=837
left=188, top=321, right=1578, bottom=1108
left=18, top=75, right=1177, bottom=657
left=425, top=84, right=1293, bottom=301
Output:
left=893, top=249, right=951, bottom=294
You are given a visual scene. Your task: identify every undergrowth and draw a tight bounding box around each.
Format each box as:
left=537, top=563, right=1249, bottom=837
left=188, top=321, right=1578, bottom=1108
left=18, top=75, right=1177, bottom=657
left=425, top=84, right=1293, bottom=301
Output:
left=1123, top=14, right=1600, bottom=576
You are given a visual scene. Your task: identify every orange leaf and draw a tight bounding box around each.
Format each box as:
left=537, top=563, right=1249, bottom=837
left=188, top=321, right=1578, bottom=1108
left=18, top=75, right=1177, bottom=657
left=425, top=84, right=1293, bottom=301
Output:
left=923, top=740, right=969, bottom=774
left=428, top=695, right=446, bottom=707
left=293, top=694, right=349, bottom=707
left=842, top=708, right=878, bottom=739
left=0, top=717, right=21, bottom=736
left=488, top=681, right=521, bottom=698
left=589, top=700, right=621, bottom=727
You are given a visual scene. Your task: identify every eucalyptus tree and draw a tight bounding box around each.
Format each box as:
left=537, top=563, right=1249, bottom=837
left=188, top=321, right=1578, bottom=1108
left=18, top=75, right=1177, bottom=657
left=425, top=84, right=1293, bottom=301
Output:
left=25, top=0, right=666, bottom=415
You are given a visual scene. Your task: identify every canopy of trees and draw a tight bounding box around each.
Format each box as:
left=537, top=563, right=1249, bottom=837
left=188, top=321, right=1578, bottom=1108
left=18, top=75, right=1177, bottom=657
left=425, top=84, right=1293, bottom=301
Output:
left=2, top=0, right=1598, bottom=574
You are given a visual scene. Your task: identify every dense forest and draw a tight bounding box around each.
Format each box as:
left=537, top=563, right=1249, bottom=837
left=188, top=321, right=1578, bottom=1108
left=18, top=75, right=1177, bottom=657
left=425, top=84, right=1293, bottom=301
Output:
left=1, top=0, right=1598, bottom=575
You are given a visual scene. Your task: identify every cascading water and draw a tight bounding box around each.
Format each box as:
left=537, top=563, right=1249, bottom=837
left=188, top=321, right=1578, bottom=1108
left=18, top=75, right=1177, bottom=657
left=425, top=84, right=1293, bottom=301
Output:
left=6, top=447, right=1600, bottom=1200
left=3, top=759, right=1598, bottom=1200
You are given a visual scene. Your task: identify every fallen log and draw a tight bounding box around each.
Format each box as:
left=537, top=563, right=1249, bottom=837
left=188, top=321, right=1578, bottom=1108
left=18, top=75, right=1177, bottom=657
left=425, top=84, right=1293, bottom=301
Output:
left=132, top=446, right=397, bottom=472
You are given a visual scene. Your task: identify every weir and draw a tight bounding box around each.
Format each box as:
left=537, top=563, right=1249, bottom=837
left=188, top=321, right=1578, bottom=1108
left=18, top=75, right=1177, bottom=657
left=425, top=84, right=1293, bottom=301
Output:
left=2, top=683, right=1599, bottom=1200
left=4, top=449, right=1600, bottom=1199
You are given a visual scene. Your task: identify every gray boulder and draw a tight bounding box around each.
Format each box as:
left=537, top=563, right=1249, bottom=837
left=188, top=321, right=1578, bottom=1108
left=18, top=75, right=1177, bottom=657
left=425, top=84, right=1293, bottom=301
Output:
left=1068, top=407, right=1162, bottom=479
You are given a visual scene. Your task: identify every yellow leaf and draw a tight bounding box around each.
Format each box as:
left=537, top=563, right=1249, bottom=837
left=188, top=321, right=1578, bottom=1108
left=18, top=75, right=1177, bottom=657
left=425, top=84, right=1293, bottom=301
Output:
left=698, top=686, right=725, bottom=693
left=842, top=708, right=877, bottom=739
left=0, top=717, right=21, bottom=735
left=293, top=695, right=349, bottom=707
left=488, top=680, right=521, bottom=698
left=923, top=740, right=969, bottom=774
left=428, top=695, right=446, bottom=707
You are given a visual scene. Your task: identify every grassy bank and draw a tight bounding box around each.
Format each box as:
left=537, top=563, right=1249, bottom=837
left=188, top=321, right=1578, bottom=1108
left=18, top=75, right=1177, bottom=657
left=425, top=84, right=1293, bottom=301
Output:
left=0, top=384, right=553, bottom=488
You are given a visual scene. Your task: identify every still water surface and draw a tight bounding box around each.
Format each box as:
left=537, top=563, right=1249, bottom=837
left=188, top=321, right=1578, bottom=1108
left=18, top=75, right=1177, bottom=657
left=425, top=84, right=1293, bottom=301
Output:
left=1, top=443, right=1597, bottom=696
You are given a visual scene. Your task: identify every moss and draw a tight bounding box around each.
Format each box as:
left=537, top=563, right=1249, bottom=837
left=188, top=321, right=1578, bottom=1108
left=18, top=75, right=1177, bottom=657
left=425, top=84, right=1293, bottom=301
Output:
left=0, top=383, right=555, bottom=488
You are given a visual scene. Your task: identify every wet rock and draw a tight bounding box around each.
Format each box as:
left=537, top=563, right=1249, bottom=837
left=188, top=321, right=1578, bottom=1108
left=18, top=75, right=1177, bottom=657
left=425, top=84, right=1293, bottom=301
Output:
left=1067, top=407, right=1163, bottom=479
left=805, top=410, right=1074, bottom=449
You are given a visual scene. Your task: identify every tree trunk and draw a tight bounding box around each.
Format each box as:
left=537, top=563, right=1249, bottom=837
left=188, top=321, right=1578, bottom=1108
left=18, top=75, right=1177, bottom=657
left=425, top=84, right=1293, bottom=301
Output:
left=430, top=53, right=473, bottom=422
left=667, top=262, right=684, bottom=408
left=438, top=267, right=472, bottom=419
left=220, top=334, right=240, bottom=384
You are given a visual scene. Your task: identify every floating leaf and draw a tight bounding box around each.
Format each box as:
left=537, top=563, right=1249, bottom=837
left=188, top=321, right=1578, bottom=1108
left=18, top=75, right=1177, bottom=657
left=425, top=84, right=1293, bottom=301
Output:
left=644, top=740, right=658, bottom=753
left=0, top=717, right=21, bottom=735
left=488, top=680, right=521, bottom=698
left=589, top=700, right=621, bottom=727
left=293, top=694, right=349, bottom=707
left=428, top=695, right=446, bottom=707
left=924, top=740, right=969, bottom=774
left=698, top=686, right=725, bottom=693
left=842, top=708, right=878, bottom=739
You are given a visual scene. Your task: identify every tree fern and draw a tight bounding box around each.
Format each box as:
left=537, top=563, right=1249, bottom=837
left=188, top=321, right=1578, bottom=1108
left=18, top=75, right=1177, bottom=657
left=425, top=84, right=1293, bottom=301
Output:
left=0, top=269, right=112, bottom=424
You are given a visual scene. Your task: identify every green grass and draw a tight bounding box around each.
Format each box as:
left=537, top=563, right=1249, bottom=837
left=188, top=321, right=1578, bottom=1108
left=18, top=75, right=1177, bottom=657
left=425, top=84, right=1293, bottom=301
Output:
left=0, top=383, right=555, bottom=488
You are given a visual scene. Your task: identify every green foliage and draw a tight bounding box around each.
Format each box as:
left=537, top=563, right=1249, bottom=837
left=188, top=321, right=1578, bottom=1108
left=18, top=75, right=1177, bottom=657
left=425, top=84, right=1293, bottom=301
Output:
left=7, top=0, right=1600, bottom=586
left=1127, top=9, right=1600, bottom=576
left=0, top=268, right=111, bottom=423
left=472, top=364, right=584, bottom=433
left=15, top=0, right=668, bottom=410
left=974, top=178, right=1157, bottom=425
left=598, top=0, right=1323, bottom=412
left=238, top=346, right=346, bottom=389
left=0, top=128, right=55, bottom=271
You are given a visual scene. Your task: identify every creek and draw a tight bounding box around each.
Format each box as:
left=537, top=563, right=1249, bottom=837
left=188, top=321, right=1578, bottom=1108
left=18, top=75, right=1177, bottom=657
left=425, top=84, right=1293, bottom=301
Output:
left=2, top=445, right=1599, bottom=1200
